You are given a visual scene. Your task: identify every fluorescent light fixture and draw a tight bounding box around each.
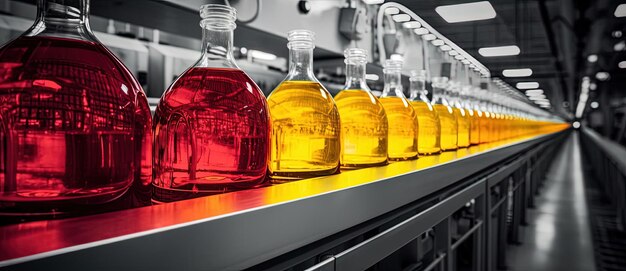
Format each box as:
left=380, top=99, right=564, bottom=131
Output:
left=423, top=34, right=436, bottom=41
left=440, top=45, right=452, bottom=51
left=362, top=0, right=384, bottom=4
left=435, top=1, right=496, bottom=23
left=615, top=4, right=626, bottom=17
left=614, top=41, right=625, bottom=51
left=449, top=50, right=459, bottom=56
left=619, top=60, right=626, bottom=69
left=595, top=71, right=610, bottom=81
left=414, top=28, right=429, bottom=35
left=590, top=101, right=599, bottom=109
left=365, top=74, right=380, bottom=81
left=385, top=7, right=399, bottom=15
left=587, top=54, right=598, bottom=63
left=248, top=50, right=277, bottom=61
left=432, top=39, right=444, bottom=46
left=589, top=83, right=597, bottom=90
left=454, top=55, right=464, bottom=60
left=525, top=89, right=544, bottom=95
left=502, top=68, right=532, bottom=77
left=478, top=45, right=520, bottom=57
left=613, top=30, right=623, bottom=38
left=402, top=21, right=421, bottom=29
left=392, top=14, right=411, bottom=22
left=461, top=59, right=470, bottom=64
left=516, top=82, right=539, bottom=89
left=528, top=95, right=546, bottom=100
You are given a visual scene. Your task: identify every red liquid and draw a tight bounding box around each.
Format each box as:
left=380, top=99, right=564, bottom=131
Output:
left=0, top=36, right=152, bottom=215
left=153, top=67, right=269, bottom=202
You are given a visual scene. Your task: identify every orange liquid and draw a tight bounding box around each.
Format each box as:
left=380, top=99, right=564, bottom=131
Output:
left=379, top=97, right=418, bottom=160
left=411, top=101, right=441, bottom=155
left=434, top=104, right=458, bottom=151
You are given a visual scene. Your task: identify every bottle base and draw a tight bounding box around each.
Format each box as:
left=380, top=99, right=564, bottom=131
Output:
left=269, top=166, right=340, bottom=183
left=388, top=154, right=419, bottom=161
left=341, top=159, right=389, bottom=169
left=418, top=148, right=441, bottom=155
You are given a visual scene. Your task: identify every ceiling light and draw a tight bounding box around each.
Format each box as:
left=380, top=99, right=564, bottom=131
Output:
left=365, top=74, right=380, bottom=81
left=392, top=14, right=411, bottom=22
left=449, top=50, right=459, bottom=56
left=614, top=41, right=625, bottom=51
left=478, top=45, right=520, bottom=57
left=461, top=59, right=470, bottom=64
left=516, top=82, right=539, bottom=89
left=432, top=39, right=444, bottom=46
left=525, top=89, right=544, bottom=95
left=248, top=50, right=277, bottom=60
left=615, top=4, right=626, bottom=17
left=414, top=28, right=429, bottom=35
left=423, top=34, right=436, bottom=40
left=587, top=54, right=598, bottom=63
left=454, top=55, right=464, bottom=60
left=595, top=71, right=610, bottom=81
left=362, top=0, right=384, bottom=4
left=613, top=30, right=623, bottom=38
left=502, top=68, right=532, bottom=77
left=402, top=21, right=421, bottom=29
left=619, top=61, right=626, bottom=69
left=440, top=45, right=451, bottom=51
left=435, top=1, right=496, bottom=23
left=590, top=101, right=599, bottom=109
left=385, top=7, right=399, bottom=15
left=528, top=95, right=546, bottom=100
left=589, top=83, right=597, bottom=90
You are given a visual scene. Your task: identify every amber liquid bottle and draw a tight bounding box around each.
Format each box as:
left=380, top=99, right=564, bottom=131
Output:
left=378, top=57, right=418, bottom=160
left=449, top=81, right=470, bottom=148
left=432, top=77, right=458, bottom=151
left=335, top=48, right=388, bottom=168
left=0, top=0, right=152, bottom=218
left=267, top=30, right=340, bottom=180
left=152, top=5, right=270, bottom=202
left=408, top=70, right=440, bottom=155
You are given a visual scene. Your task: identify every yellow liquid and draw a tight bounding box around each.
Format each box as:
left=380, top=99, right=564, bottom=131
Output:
left=267, top=81, right=341, bottom=179
left=379, top=97, right=418, bottom=160
left=479, top=112, right=491, bottom=144
left=434, top=104, right=457, bottom=151
left=454, top=108, right=470, bottom=148
left=470, top=110, right=480, bottom=145
left=335, top=89, right=388, bottom=168
left=411, top=101, right=440, bottom=155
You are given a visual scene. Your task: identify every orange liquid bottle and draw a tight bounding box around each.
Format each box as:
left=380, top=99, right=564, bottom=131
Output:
left=408, top=70, right=440, bottom=155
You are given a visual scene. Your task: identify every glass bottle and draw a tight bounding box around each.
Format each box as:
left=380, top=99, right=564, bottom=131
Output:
left=478, top=85, right=491, bottom=144
left=432, top=76, right=458, bottom=151
left=468, top=69, right=481, bottom=145
left=379, top=57, right=418, bottom=160
left=267, top=30, right=340, bottom=180
left=449, top=81, right=470, bottom=148
left=0, top=0, right=152, bottom=216
left=153, top=5, right=270, bottom=202
left=335, top=48, right=388, bottom=168
left=408, top=70, right=440, bottom=155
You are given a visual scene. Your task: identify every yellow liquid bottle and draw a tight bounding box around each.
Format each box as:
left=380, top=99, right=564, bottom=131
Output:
left=379, top=58, right=418, bottom=160
left=432, top=77, right=457, bottom=151
left=454, top=107, right=470, bottom=148
left=335, top=47, right=388, bottom=168
left=409, top=70, right=440, bottom=155
left=470, top=109, right=480, bottom=145
left=267, top=30, right=340, bottom=180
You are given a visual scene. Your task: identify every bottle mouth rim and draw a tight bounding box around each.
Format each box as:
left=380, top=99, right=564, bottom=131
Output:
left=200, top=4, right=237, bottom=29
left=287, top=29, right=315, bottom=42
left=344, top=48, right=368, bottom=63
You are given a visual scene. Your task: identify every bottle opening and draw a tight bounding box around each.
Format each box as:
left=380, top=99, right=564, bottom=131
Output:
left=383, top=57, right=403, bottom=73
left=200, top=4, right=236, bottom=30
left=288, top=29, right=315, bottom=50
left=344, top=48, right=367, bottom=65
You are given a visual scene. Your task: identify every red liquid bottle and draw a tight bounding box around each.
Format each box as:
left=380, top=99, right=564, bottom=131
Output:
left=152, top=5, right=270, bottom=202
left=0, top=0, right=152, bottom=219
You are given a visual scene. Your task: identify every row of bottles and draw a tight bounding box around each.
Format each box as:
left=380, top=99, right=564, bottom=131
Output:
left=0, top=1, right=567, bottom=218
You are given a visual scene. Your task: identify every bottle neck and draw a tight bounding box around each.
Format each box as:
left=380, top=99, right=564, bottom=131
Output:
left=198, top=26, right=236, bottom=68
left=409, top=79, right=427, bottom=100
left=344, top=61, right=367, bottom=90
left=382, top=70, right=403, bottom=97
left=28, top=0, right=95, bottom=41
left=432, top=77, right=449, bottom=105
left=287, top=47, right=315, bottom=80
